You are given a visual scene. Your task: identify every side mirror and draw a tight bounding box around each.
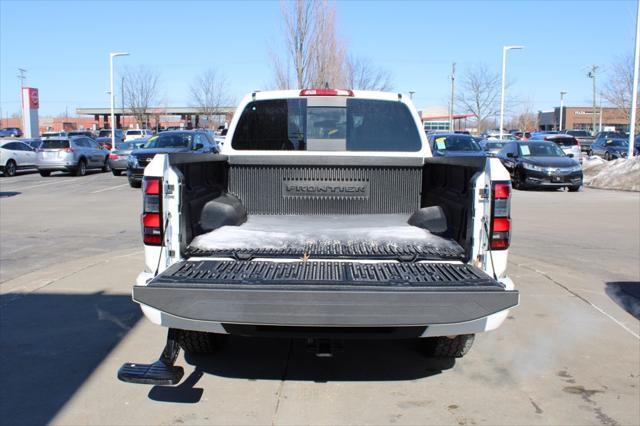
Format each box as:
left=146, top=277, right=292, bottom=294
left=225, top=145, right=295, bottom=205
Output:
left=567, top=153, right=574, bottom=158
left=506, top=152, right=514, bottom=158
left=195, top=142, right=204, bottom=150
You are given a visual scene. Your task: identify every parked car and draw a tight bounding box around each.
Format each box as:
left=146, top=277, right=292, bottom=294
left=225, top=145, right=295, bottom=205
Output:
left=36, top=136, right=110, bottom=176
left=108, top=139, right=147, bottom=176
left=497, top=141, right=582, bottom=191
left=589, top=138, right=636, bottom=160
left=19, top=138, right=42, bottom=150
left=0, top=140, right=37, bottom=176
left=41, top=131, right=68, bottom=138
left=426, top=133, right=485, bottom=157
left=593, top=131, right=626, bottom=148
left=559, top=130, right=594, bottom=153
left=512, top=131, right=531, bottom=140
left=480, top=139, right=508, bottom=155
left=529, top=133, right=582, bottom=162
left=124, top=128, right=153, bottom=142
left=68, top=130, right=97, bottom=139
left=95, top=137, right=113, bottom=150
left=127, top=130, right=218, bottom=187
left=0, top=127, right=23, bottom=137
left=97, top=129, right=125, bottom=142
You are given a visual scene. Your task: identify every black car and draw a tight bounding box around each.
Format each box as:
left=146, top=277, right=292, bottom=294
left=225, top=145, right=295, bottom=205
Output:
left=497, top=141, right=582, bottom=191
left=589, top=138, right=636, bottom=160
left=127, top=130, right=218, bottom=188
left=426, top=133, right=486, bottom=157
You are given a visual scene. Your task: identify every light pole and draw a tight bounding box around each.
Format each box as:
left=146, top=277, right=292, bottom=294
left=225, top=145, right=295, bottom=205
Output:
left=559, top=91, right=567, bottom=131
left=110, top=52, right=129, bottom=151
left=499, top=45, right=524, bottom=140
left=628, top=0, right=640, bottom=158
left=587, top=65, right=598, bottom=134
left=449, top=62, right=456, bottom=132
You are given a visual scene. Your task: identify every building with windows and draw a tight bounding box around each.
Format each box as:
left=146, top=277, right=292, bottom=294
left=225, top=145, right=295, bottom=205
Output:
left=538, top=106, right=629, bottom=132
left=418, top=106, right=475, bottom=132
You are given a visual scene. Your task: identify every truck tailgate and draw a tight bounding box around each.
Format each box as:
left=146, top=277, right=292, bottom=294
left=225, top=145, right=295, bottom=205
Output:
left=134, top=260, right=519, bottom=326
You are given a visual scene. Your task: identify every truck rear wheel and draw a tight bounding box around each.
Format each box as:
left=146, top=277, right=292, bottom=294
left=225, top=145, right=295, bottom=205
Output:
left=176, top=330, right=224, bottom=354
left=421, top=334, right=475, bottom=358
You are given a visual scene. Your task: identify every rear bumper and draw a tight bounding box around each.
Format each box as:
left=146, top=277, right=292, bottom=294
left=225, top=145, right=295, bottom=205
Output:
left=109, top=158, right=128, bottom=170
left=37, top=162, right=75, bottom=171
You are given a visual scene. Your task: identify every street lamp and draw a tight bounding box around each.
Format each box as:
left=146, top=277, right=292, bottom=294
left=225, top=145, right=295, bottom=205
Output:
left=499, top=45, right=524, bottom=140
left=559, top=91, right=567, bottom=131
left=110, top=52, right=129, bottom=151
left=628, top=0, right=640, bottom=158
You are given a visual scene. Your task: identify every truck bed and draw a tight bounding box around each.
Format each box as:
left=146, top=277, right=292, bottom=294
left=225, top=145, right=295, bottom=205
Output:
left=187, top=214, right=465, bottom=261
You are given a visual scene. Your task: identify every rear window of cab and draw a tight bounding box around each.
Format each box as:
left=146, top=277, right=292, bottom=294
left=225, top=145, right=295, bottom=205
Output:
left=231, top=98, right=421, bottom=152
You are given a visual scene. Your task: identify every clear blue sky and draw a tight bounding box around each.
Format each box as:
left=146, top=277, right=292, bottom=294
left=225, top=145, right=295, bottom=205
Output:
left=1, top=0, right=637, bottom=117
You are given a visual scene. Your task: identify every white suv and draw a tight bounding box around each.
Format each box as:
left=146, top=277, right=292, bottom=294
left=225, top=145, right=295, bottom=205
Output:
left=124, top=129, right=153, bottom=142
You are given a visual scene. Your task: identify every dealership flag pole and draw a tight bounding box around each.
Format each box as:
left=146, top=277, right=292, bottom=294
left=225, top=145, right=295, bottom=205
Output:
left=629, top=0, right=640, bottom=158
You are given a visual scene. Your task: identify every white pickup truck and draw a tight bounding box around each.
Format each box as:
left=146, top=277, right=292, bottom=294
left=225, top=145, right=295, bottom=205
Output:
left=118, top=89, right=518, bottom=386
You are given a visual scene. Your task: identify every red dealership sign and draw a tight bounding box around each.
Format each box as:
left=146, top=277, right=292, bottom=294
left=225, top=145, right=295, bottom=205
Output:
left=27, top=88, right=39, bottom=109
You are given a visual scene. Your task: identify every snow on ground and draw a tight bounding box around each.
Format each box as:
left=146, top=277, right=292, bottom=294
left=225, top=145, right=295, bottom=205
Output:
left=582, top=155, right=640, bottom=191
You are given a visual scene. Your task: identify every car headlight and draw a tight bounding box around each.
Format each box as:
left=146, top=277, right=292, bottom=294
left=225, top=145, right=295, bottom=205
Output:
left=522, top=163, right=544, bottom=171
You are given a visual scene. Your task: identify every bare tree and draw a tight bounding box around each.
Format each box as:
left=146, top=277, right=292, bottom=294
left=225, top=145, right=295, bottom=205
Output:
left=190, top=68, right=232, bottom=129
left=308, top=1, right=345, bottom=88
left=602, top=54, right=639, bottom=129
left=344, top=55, right=393, bottom=91
left=123, top=66, right=160, bottom=128
left=456, top=64, right=502, bottom=133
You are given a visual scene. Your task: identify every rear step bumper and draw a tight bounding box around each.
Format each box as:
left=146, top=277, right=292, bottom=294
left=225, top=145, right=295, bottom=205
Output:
left=134, top=260, right=519, bottom=327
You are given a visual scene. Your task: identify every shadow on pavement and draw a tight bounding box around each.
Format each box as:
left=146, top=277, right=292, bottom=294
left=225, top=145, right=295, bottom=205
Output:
left=0, top=191, right=21, bottom=197
left=606, top=281, right=640, bottom=320
left=0, top=291, right=142, bottom=425
left=149, top=336, right=454, bottom=403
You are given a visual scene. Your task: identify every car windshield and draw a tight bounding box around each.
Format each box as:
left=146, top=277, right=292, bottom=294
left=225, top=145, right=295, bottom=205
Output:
left=518, top=142, right=565, bottom=157
left=41, top=139, right=69, bottom=149
left=127, top=130, right=142, bottom=135
left=485, top=142, right=505, bottom=149
left=602, top=133, right=625, bottom=139
left=567, top=131, right=589, bottom=137
left=115, top=142, right=134, bottom=150
left=231, top=98, right=422, bottom=151
left=606, top=139, right=629, bottom=147
left=432, top=135, right=482, bottom=151
left=144, top=133, right=193, bottom=148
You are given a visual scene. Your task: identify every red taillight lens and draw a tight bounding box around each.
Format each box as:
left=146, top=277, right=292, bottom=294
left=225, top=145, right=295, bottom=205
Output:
left=490, top=181, right=511, bottom=250
left=141, top=177, right=163, bottom=246
left=108, top=153, right=119, bottom=159
left=144, top=178, right=160, bottom=195
left=63, top=147, right=74, bottom=153
left=299, top=88, right=354, bottom=97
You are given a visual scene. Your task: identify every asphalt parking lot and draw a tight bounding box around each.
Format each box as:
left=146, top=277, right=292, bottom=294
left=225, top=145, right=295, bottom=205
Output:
left=1, top=171, right=638, bottom=426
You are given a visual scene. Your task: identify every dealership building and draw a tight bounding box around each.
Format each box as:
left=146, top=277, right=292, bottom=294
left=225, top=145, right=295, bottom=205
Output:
left=538, top=106, right=629, bottom=132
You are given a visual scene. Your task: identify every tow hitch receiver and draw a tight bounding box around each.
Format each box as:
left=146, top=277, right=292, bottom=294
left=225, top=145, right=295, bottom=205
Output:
left=117, top=328, right=184, bottom=385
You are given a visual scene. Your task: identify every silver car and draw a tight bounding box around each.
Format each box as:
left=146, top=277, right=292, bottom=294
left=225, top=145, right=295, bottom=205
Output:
left=108, top=139, right=147, bottom=176
left=37, top=136, right=110, bottom=176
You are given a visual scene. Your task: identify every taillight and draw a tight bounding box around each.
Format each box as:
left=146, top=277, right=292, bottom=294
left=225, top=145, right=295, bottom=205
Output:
left=490, top=181, right=511, bottom=250
left=63, top=147, right=74, bottom=153
left=299, top=88, right=354, bottom=96
left=142, top=177, right=163, bottom=246
left=109, top=153, right=119, bottom=159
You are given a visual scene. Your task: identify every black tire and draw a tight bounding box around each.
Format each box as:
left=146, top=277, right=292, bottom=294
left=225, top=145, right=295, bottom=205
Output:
left=102, top=159, right=111, bottom=172
left=176, top=330, right=224, bottom=354
left=3, top=160, right=17, bottom=177
left=605, top=151, right=611, bottom=161
left=74, top=159, right=87, bottom=176
left=587, top=150, right=592, bottom=157
left=568, top=185, right=581, bottom=192
left=512, top=169, right=525, bottom=190
left=421, top=334, right=475, bottom=358
left=128, top=179, right=141, bottom=188
left=112, top=169, right=122, bottom=176
left=39, top=170, right=51, bottom=177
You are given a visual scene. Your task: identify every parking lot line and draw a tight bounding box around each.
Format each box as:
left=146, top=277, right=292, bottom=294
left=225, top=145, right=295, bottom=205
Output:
left=90, top=183, right=129, bottom=194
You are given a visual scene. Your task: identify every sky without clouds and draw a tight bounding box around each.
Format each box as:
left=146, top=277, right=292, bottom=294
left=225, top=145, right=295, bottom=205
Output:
left=0, top=0, right=637, bottom=117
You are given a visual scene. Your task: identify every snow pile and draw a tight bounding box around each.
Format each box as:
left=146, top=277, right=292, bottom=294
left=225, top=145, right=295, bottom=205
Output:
left=582, top=156, right=640, bottom=191
left=191, top=214, right=460, bottom=251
